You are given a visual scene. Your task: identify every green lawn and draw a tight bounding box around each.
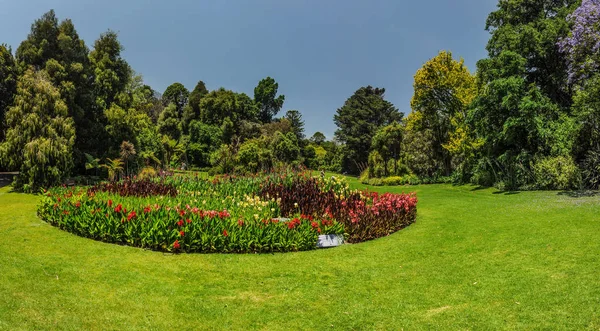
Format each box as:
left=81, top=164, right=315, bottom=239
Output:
left=1, top=178, right=600, bottom=330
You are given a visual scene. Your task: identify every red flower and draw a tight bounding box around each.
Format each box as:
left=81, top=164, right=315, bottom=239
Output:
left=114, top=204, right=122, bottom=213
left=75, top=201, right=81, bottom=208
left=237, top=219, right=244, bottom=226
left=108, top=200, right=113, bottom=207
left=127, top=211, right=137, bottom=221
left=186, top=218, right=192, bottom=224
left=57, top=197, right=62, bottom=203
left=223, top=229, right=229, bottom=237
left=180, top=231, right=185, bottom=237
left=271, top=218, right=279, bottom=223
left=143, top=206, right=152, bottom=213
left=177, top=220, right=184, bottom=227
left=179, top=210, right=186, bottom=216
left=173, top=240, right=180, bottom=249
left=311, top=221, right=319, bottom=229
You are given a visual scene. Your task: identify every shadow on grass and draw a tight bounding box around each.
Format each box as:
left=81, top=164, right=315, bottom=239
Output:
left=470, top=186, right=488, bottom=191
left=557, top=190, right=600, bottom=198
left=492, top=190, right=521, bottom=195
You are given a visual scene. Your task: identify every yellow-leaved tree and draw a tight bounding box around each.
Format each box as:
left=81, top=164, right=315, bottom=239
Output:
left=409, top=50, right=478, bottom=178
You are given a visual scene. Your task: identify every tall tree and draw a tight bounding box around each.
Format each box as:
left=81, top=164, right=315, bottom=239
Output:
left=334, top=86, right=402, bottom=175
left=310, top=132, right=326, bottom=145
left=199, top=88, right=259, bottom=143
left=89, top=30, right=131, bottom=111
left=15, top=10, right=60, bottom=70
left=411, top=50, right=476, bottom=175
left=0, top=69, right=75, bottom=191
left=254, top=77, right=285, bottom=123
left=285, top=110, right=305, bottom=141
left=158, top=103, right=182, bottom=141
left=182, top=80, right=209, bottom=132
left=470, top=0, right=579, bottom=188
left=0, top=45, right=17, bottom=141
left=16, top=11, right=98, bottom=165
left=188, top=80, right=208, bottom=115
left=162, top=82, right=189, bottom=116
left=89, top=30, right=132, bottom=156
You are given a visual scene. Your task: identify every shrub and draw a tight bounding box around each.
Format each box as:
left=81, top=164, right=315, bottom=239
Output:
left=138, top=167, right=157, bottom=180
left=382, top=176, right=404, bottom=186
left=533, top=155, right=581, bottom=190
left=89, top=179, right=178, bottom=198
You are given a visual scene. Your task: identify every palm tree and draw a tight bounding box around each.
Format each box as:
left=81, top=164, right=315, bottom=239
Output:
left=162, top=135, right=185, bottom=169
left=84, top=153, right=101, bottom=175
left=101, top=158, right=124, bottom=182
left=120, top=141, right=136, bottom=177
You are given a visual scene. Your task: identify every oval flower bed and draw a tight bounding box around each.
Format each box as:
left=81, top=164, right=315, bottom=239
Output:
left=37, top=171, right=417, bottom=253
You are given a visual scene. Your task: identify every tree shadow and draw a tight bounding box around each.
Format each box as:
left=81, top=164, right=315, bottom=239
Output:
left=492, top=190, right=521, bottom=195
left=470, top=185, right=488, bottom=191
left=557, top=190, right=600, bottom=198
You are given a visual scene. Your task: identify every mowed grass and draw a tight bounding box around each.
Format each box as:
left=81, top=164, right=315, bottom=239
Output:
left=1, top=178, right=600, bottom=330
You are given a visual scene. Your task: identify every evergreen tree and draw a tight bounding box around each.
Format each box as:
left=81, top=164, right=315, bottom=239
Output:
left=334, top=86, right=401, bottom=175
left=285, top=110, right=305, bottom=141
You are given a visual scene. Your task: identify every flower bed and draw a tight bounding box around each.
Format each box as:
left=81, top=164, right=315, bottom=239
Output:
left=38, top=171, right=417, bottom=253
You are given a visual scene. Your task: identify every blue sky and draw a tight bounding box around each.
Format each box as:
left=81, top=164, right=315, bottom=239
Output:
left=1, top=0, right=498, bottom=138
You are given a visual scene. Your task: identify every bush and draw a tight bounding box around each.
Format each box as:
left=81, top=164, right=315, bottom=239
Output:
left=533, top=155, right=581, bottom=190
left=138, top=167, right=157, bottom=180
left=89, top=179, right=178, bottom=198
left=382, top=176, right=404, bottom=186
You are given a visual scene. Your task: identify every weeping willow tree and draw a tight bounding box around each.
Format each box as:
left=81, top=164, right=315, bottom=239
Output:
left=0, top=69, right=75, bottom=192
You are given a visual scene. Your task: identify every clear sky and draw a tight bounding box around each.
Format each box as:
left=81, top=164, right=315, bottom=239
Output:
left=0, top=0, right=498, bottom=139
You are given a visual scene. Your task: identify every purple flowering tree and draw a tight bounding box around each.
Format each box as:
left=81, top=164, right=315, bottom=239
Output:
left=559, top=0, right=600, bottom=84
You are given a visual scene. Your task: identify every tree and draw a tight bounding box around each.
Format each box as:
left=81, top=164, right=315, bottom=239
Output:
left=560, top=0, right=600, bottom=187
left=333, top=86, right=402, bottom=175
left=101, top=158, right=124, bottom=182
left=188, top=80, right=208, bottom=116
left=558, top=0, right=600, bottom=85
left=471, top=0, right=579, bottom=188
left=181, top=80, right=209, bottom=134
left=120, top=141, right=136, bottom=177
left=15, top=10, right=60, bottom=70
left=285, top=110, right=305, bottom=141
left=254, top=77, right=285, bottom=123
left=89, top=30, right=131, bottom=111
left=403, top=112, right=438, bottom=178
left=158, top=103, right=182, bottom=141
left=187, top=121, right=222, bottom=167
left=162, top=82, right=189, bottom=115
left=371, top=121, right=404, bottom=176
left=271, top=131, right=300, bottom=163
left=484, top=0, right=577, bottom=108
left=0, top=69, right=75, bottom=191
left=16, top=11, right=98, bottom=165
left=411, top=51, right=476, bottom=175
left=0, top=45, right=17, bottom=141
left=198, top=88, right=259, bottom=142
left=310, top=132, right=326, bottom=145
